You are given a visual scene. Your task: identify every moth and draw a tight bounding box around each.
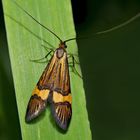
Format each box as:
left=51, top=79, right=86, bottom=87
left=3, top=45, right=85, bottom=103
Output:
left=26, top=41, right=72, bottom=130
left=13, top=2, right=78, bottom=131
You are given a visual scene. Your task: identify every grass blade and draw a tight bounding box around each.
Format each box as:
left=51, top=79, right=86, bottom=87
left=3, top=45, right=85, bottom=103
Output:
left=2, top=0, right=92, bottom=139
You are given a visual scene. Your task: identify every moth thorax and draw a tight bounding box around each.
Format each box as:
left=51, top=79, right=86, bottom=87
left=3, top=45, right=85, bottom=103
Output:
left=56, top=48, right=65, bottom=59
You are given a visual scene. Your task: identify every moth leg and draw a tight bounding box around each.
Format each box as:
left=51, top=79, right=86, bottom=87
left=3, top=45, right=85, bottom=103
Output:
left=30, top=50, right=52, bottom=63
left=68, top=54, right=80, bottom=65
left=69, top=55, right=82, bottom=78
left=41, top=44, right=55, bottom=53
left=67, top=53, right=78, bottom=58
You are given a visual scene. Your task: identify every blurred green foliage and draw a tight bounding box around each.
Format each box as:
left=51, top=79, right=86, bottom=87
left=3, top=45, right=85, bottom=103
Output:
left=0, top=2, right=21, bottom=140
left=75, top=0, right=140, bottom=140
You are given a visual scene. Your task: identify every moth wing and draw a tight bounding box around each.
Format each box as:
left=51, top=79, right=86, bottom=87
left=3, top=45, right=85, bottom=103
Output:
left=51, top=101, right=72, bottom=130
left=49, top=50, right=72, bottom=130
left=25, top=87, right=50, bottom=122
left=25, top=50, right=57, bottom=122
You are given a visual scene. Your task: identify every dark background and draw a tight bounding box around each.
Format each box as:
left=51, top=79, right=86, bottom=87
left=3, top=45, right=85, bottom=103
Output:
left=0, top=1, right=21, bottom=140
left=1, top=0, right=140, bottom=140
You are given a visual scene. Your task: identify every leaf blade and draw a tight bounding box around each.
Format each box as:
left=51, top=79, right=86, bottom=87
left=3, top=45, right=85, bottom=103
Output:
left=2, top=0, right=92, bottom=139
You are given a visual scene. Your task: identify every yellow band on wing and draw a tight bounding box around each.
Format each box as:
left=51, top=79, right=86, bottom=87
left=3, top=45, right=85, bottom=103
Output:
left=53, top=91, right=72, bottom=104
left=32, top=86, right=50, bottom=100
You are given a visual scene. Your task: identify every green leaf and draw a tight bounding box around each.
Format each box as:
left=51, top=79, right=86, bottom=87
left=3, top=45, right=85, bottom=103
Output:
left=2, top=0, right=92, bottom=139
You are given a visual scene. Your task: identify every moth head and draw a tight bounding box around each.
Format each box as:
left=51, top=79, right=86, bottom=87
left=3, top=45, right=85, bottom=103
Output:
left=59, top=41, right=67, bottom=49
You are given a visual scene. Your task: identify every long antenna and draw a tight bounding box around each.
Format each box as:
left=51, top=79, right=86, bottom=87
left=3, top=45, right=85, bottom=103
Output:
left=13, top=1, right=62, bottom=42
left=64, top=37, right=76, bottom=43
left=64, top=33, right=98, bottom=43
left=65, top=12, right=140, bottom=43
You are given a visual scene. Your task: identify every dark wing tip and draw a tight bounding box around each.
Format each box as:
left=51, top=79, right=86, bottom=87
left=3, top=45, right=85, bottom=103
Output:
left=25, top=94, right=46, bottom=123
left=51, top=102, right=72, bottom=131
